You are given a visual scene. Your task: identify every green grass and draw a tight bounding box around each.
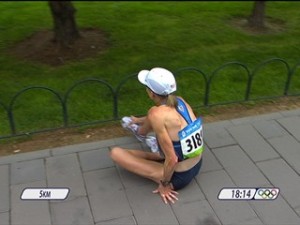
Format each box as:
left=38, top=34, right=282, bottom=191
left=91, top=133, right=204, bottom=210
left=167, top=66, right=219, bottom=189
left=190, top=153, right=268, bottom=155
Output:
left=0, top=1, right=300, bottom=137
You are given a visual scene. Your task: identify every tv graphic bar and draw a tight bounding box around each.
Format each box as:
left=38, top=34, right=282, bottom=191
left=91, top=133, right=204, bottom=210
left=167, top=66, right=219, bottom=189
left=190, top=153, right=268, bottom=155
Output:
left=20, top=188, right=70, bottom=200
left=218, top=187, right=280, bottom=200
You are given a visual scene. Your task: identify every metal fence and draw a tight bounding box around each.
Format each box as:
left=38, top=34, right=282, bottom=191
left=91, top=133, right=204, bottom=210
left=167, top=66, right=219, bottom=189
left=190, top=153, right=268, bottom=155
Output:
left=1, top=58, right=299, bottom=139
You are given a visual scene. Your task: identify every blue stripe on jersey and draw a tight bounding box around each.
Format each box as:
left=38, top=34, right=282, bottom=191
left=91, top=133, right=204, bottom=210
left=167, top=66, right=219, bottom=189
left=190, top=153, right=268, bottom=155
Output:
left=176, top=98, right=193, bottom=124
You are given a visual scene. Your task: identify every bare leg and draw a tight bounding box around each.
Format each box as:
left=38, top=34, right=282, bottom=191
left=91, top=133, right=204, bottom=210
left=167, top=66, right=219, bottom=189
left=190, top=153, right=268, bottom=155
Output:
left=110, top=147, right=164, bottom=183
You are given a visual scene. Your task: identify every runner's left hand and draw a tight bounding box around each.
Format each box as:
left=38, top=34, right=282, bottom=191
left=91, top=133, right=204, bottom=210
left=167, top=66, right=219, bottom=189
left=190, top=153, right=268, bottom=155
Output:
left=153, top=184, right=179, bottom=204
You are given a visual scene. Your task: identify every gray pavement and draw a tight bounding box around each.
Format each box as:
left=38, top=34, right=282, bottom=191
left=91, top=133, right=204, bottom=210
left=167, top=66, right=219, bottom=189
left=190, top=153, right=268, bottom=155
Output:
left=1, top=109, right=300, bottom=225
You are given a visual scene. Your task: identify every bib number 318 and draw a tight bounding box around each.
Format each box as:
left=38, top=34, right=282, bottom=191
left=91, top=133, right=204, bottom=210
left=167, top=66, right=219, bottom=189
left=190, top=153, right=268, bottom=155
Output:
left=179, top=118, right=204, bottom=159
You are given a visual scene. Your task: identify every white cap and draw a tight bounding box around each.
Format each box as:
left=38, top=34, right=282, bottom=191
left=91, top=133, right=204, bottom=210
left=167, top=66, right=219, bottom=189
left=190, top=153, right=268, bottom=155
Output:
left=138, top=67, right=177, bottom=96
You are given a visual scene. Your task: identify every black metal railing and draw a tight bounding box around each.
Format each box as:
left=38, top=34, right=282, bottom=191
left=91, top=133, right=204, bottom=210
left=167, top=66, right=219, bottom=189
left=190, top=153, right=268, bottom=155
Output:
left=0, top=58, right=299, bottom=139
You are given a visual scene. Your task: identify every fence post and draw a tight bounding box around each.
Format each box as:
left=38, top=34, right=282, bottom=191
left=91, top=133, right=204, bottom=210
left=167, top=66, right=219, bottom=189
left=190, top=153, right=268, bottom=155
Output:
left=112, top=90, right=118, bottom=120
left=7, top=108, right=16, bottom=135
left=204, top=81, right=210, bottom=106
left=284, top=61, right=300, bottom=96
left=62, top=101, right=68, bottom=127
left=245, top=73, right=253, bottom=101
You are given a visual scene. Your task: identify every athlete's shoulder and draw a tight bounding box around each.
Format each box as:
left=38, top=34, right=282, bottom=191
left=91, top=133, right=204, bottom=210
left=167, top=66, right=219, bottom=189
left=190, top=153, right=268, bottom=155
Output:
left=147, top=105, right=168, bottom=120
left=148, top=105, right=165, bottom=115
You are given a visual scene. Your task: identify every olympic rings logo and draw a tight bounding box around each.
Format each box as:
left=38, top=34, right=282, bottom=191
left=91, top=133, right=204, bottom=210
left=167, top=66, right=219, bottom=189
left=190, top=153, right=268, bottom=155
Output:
left=257, top=188, right=278, bottom=199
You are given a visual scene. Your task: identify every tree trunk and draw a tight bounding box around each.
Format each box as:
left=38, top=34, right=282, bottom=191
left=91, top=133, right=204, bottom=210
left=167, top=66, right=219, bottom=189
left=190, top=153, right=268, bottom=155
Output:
left=48, top=1, right=80, bottom=48
left=248, top=1, right=266, bottom=29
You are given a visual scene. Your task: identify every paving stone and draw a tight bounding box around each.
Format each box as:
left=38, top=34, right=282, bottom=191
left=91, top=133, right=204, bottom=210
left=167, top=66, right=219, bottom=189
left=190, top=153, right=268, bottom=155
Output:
left=277, top=116, right=300, bottom=141
left=0, top=165, right=9, bottom=213
left=84, top=167, right=123, bottom=195
left=95, top=216, right=137, bottom=225
left=79, top=147, right=114, bottom=172
left=172, top=200, right=221, bottom=225
left=204, top=125, right=236, bottom=148
left=116, top=165, right=153, bottom=189
left=230, top=112, right=283, bottom=125
left=249, top=195, right=300, bottom=225
left=196, top=170, right=262, bottom=225
left=227, top=124, right=279, bottom=162
left=84, top=168, right=132, bottom=222
left=46, top=154, right=86, bottom=200
left=268, top=135, right=300, bottom=174
left=0, top=149, right=50, bottom=165
left=10, top=159, right=45, bottom=185
left=257, top=158, right=300, bottom=211
left=0, top=212, right=9, bottom=225
left=252, top=120, right=288, bottom=139
left=296, top=206, right=300, bottom=218
left=50, top=196, right=94, bottom=225
left=201, top=145, right=223, bottom=173
left=280, top=108, right=300, bottom=117
left=126, top=184, right=179, bottom=225
left=204, top=120, right=234, bottom=129
left=51, top=139, right=115, bottom=156
left=212, top=145, right=270, bottom=187
left=175, top=179, right=205, bottom=203
left=11, top=180, right=51, bottom=225
left=90, top=189, right=133, bottom=223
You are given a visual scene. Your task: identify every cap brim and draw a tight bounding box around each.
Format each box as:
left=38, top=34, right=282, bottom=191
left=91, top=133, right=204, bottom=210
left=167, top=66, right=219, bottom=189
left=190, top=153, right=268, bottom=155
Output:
left=138, top=70, right=149, bottom=86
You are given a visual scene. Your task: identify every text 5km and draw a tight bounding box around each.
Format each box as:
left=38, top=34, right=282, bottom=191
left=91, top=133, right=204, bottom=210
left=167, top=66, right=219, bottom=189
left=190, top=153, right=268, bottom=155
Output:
left=20, top=188, right=70, bottom=200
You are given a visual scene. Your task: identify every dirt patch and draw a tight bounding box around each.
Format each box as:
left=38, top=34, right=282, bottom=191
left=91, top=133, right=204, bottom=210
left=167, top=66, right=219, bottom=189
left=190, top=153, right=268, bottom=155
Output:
left=0, top=122, right=128, bottom=156
left=1, top=96, right=300, bottom=157
left=8, top=28, right=109, bottom=66
left=230, top=16, right=286, bottom=35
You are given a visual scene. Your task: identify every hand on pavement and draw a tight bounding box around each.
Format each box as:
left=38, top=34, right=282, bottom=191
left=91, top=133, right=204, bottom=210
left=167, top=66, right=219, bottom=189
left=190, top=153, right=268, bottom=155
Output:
left=153, top=184, right=179, bottom=204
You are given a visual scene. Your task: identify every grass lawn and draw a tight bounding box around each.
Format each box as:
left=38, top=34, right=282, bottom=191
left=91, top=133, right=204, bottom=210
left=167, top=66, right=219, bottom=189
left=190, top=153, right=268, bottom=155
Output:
left=0, top=1, right=300, bottom=137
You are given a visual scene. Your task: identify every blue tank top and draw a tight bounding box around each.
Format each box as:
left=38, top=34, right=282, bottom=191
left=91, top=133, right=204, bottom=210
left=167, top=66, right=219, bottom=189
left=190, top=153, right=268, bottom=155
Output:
left=172, top=97, right=194, bottom=161
left=157, top=97, right=195, bottom=161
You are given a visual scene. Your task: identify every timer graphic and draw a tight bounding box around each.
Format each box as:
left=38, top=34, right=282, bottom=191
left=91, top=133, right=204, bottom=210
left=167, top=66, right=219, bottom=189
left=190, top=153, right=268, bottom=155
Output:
left=218, top=187, right=280, bottom=200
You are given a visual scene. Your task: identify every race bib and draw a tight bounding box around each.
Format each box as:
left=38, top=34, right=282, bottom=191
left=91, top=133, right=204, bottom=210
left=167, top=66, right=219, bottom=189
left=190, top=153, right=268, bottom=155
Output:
left=178, top=118, right=204, bottom=159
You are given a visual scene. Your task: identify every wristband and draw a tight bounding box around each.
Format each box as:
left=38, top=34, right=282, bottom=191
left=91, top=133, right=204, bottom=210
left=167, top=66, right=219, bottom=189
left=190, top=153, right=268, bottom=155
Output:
left=160, top=180, right=171, bottom=187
